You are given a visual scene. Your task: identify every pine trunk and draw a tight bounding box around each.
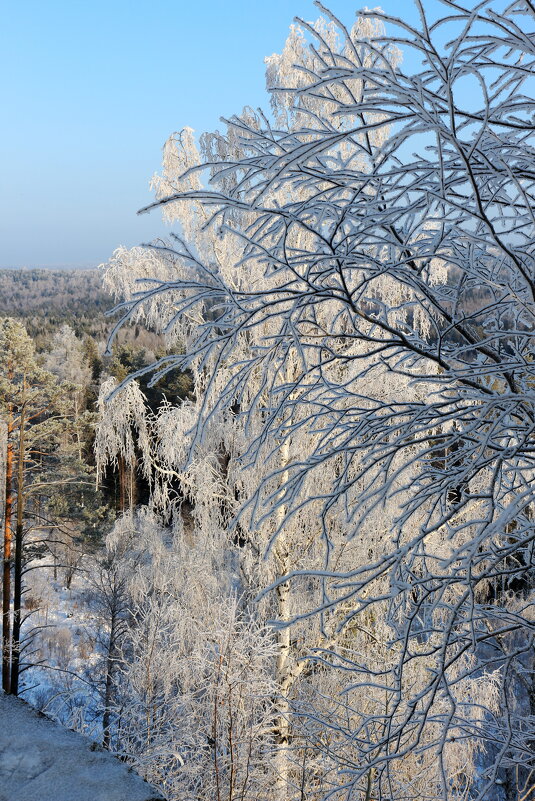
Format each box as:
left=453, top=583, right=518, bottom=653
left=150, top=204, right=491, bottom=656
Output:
left=128, top=459, right=137, bottom=512
left=2, top=407, right=13, bottom=693
left=11, top=394, right=26, bottom=695
left=10, top=520, right=22, bottom=696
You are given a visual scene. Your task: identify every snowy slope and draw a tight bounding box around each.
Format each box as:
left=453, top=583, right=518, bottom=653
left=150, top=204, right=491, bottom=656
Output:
left=0, top=692, right=164, bottom=801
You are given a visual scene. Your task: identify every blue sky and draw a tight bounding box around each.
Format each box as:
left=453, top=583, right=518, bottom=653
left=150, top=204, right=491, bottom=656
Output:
left=2, top=0, right=431, bottom=268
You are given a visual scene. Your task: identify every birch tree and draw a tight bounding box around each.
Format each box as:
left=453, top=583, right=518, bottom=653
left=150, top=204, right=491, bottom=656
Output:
left=103, top=14, right=403, bottom=799
left=102, top=1, right=535, bottom=798
left=95, top=376, right=151, bottom=515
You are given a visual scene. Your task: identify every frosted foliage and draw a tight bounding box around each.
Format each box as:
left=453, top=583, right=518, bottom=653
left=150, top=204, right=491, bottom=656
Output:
left=44, top=324, right=91, bottom=388
left=293, top=617, right=502, bottom=800
left=108, top=508, right=237, bottom=634
left=139, top=327, right=488, bottom=801
left=103, top=3, right=535, bottom=800
left=102, top=246, right=194, bottom=345
left=106, top=511, right=278, bottom=801
left=101, top=13, right=398, bottom=350
left=95, top=377, right=151, bottom=483
left=150, top=124, right=250, bottom=281
left=150, top=127, right=203, bottom=233
left=119, top=598, right=278, bottom=801
left=265, top=13, right=399, bottom=139
left=150, top=401, right=233, bottom=536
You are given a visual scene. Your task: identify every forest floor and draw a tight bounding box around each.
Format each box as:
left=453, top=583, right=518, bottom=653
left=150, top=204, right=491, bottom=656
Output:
left=21, top=556, right=104, bottom=740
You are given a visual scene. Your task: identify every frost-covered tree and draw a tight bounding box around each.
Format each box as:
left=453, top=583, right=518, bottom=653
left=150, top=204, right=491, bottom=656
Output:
left=95, top=376, right=151, bottom=514
left=45, top=324, right=92, bottom=463
left=85, top=509, right=277, bottom=800
left=102, top=12, right=405, bottom=800
left=102, top=1, right=535, bottom=799
left=42, top=323, right=106, bottom=571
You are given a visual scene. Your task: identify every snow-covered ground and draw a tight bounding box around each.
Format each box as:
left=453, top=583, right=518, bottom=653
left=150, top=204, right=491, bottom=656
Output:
left=19, top=555, right=105, bottom=738
left=0, top=691, right=163, bottom=801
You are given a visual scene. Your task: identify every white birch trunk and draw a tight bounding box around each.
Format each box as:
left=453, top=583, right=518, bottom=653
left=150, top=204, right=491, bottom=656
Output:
left=273, top=433, right=291, bottom=801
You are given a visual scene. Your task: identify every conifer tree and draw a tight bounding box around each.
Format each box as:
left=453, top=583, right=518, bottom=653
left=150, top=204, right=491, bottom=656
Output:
left=0, top=318, right=81, bottom=694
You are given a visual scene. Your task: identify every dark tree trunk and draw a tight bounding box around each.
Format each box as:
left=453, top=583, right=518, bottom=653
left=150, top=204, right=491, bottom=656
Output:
left=118, top=454, right=126, bottom=514
left=128, top=460, right=137, bottom=512
left=102, top=607, right=117, bottom=750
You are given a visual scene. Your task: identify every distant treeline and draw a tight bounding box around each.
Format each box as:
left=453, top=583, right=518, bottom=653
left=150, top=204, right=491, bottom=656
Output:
left=0, top=269, right=113, bottom=343
left=0, top=269, right=162, bottom=352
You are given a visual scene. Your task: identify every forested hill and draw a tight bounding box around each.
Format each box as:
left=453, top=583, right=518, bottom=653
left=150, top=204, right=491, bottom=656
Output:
left=0, top=267, right=165, bottom=351
left=0, top=269, right=113, bottom=344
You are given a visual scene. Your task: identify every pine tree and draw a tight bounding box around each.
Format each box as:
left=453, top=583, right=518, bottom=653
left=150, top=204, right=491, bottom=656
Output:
left=0, top=318, right=83, bottom=694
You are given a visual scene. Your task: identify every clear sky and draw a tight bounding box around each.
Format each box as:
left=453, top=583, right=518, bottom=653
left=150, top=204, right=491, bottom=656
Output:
left=2, top=0, right=430, bottom=269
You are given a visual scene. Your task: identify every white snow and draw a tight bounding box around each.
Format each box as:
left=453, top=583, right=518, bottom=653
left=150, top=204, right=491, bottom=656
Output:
left=0, top=691, right=164, bottom=801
